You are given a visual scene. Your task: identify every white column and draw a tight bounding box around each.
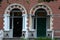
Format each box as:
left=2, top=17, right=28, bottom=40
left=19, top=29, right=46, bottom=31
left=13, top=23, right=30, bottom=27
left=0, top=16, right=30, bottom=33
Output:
left=22, top=15, right=25, bottom=30
left=25, top=14, right=29, bottom=39
left=25, top=29, right=29, bottom=39
left=3, top=14, right=10, bottom=31
left=22, top=14, right=27, bottom=30
left=22, top=14, right=28, bottom=38
left=0, top=30, right=3, bottom=40
left=52, top=30, right=54, bottom=40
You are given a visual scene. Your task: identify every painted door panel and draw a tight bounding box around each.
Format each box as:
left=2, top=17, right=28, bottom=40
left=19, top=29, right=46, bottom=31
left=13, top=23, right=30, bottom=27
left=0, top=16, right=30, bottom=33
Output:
left=37, top=18, right=46, bottom=37
left=13, top=18, right=22, bottom=37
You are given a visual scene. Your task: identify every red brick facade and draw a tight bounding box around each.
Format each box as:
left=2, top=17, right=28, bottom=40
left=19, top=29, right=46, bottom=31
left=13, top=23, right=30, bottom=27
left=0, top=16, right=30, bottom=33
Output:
left=0, top=0, right=60, bottom=38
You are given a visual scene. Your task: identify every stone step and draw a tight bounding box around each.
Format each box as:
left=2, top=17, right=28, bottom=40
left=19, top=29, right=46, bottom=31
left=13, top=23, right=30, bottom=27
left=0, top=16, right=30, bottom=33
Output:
left=3, top=38, right=23, bottom=40
left=3, top=38, right=35, bottom=40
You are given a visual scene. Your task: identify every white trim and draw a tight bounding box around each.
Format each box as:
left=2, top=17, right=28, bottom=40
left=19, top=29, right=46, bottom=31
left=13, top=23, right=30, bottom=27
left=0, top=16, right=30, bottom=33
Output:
left=0, top=30, right=3, bottom=38
left=22, top=14, right=28, bottom=31
left=50, top=15, right=53, bottom=30
left=3, top=14, right=10, bottom=31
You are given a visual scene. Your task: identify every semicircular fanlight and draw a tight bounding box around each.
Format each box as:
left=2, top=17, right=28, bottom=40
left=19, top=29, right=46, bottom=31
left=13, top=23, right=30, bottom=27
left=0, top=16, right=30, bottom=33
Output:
left=35, top=8, right=47, bottom=17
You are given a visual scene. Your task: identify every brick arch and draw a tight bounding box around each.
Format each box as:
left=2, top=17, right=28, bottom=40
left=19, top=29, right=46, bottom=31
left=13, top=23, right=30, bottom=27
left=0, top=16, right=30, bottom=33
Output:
left=4, top=3, right=27, bottom=15
left=30, top=3, right=52, bottom=15
left=30, top=3, right=53, bottom=31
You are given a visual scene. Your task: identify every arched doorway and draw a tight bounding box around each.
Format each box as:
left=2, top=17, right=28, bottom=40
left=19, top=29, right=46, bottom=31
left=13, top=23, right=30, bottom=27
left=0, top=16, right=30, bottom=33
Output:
left=30, top=4, right=53, bottom=38
left=10, top=8, right=22, bottom=37
left=4, top=3, right=27, bottom=38
left=34, top=8, right=47, bottom=37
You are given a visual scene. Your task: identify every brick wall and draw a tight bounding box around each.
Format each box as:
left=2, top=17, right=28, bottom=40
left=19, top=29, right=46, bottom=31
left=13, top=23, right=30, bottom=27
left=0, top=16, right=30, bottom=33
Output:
left=0, top=0, right=60, bottom=37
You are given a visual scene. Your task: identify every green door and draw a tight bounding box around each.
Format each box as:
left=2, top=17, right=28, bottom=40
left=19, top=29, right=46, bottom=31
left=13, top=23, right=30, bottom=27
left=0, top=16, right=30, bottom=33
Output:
left=37, top=18, right=46, bottom=37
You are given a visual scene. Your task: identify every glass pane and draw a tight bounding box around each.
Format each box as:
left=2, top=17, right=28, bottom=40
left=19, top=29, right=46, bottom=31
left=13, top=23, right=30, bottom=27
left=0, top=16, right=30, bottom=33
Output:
left=10, top=18, right=12, bottom=29
left=34, top=17, right=36, bottom=29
